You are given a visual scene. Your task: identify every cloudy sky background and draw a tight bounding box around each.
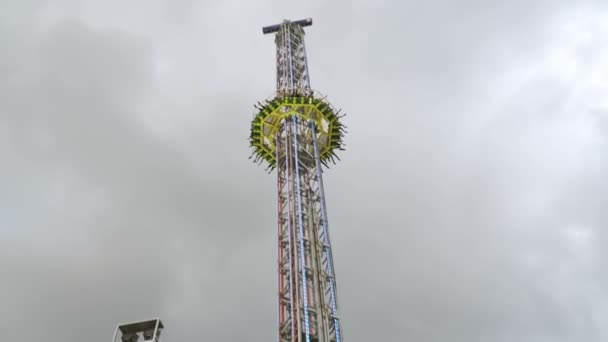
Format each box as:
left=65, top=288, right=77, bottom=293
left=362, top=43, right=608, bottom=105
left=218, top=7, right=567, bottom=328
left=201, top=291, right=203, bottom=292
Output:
left=1, top=0, right=607, bottom=341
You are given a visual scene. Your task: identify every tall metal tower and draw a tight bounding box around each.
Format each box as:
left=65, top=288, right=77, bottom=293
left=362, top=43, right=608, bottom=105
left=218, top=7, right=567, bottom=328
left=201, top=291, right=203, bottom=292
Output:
left=249, top=18, right=346, bottom=342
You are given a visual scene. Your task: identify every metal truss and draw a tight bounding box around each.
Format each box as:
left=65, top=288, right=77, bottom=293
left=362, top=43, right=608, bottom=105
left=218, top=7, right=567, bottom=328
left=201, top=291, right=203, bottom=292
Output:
left=257, top=18, right=344, bottom=342
left=274, top=21, right=312, bottom=97
left=276, top=117, right=341, bottom=342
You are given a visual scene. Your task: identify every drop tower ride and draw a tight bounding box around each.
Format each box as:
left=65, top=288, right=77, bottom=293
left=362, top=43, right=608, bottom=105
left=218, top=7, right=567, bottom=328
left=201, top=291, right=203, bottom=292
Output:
left=249, top=18, right=346, bottom=342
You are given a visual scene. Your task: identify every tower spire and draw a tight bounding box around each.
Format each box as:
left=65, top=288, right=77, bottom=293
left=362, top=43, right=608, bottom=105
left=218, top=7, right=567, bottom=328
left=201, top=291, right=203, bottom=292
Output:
left=264, top=18, right=313, bottom=97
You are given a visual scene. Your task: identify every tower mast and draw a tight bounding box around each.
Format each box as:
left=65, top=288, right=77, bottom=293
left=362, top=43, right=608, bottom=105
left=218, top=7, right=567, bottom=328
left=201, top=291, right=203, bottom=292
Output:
left=250, top=19, right=346, bottom=342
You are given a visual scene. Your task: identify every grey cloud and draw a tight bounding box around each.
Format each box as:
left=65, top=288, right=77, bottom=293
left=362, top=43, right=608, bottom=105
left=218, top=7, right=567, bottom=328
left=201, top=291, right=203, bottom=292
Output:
left=1, top=1, right=607, bottom=341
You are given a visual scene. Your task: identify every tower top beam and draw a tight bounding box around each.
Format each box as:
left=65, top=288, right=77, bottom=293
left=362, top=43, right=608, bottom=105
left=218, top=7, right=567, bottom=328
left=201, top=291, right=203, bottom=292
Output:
left=262, top=18, right=312, bottom=34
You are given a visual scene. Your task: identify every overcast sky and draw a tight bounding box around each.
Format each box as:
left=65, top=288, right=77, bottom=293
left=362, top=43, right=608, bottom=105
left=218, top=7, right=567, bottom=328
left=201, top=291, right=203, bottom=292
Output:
left=1, top=0, right=607, bottom=341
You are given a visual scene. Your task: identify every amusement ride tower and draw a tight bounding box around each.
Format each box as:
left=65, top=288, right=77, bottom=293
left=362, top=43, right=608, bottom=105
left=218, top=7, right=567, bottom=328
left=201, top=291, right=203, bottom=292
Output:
left=249, top=18, right=346, bottom=342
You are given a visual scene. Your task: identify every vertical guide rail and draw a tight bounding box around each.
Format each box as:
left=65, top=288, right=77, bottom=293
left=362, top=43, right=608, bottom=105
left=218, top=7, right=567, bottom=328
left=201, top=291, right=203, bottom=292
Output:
left=292, top=116, right=311, bottom=342
left=278, top=121, right=297, bottom=342
left=277, top=128, right=282, bottom=342
left=289, top=24, right=310, bottom=96
left=300, top=30, right=311, bottom=91
left=286, top=23, right=296, bottom=94
left=311, top=122, right=342, bottom=342
left=284, top=121, right=296, bottom=342
left=288, top=122, right=303, bottom=342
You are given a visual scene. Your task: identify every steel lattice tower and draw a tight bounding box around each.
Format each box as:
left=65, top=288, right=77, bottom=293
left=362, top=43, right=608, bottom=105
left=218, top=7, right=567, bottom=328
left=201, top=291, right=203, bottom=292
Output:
left=249, top=18, right=346, bottom=342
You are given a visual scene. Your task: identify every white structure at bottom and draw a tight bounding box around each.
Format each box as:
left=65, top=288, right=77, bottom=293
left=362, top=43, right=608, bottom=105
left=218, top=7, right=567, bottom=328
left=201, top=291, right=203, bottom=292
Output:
left=112, top=318, right=164, bottom=342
